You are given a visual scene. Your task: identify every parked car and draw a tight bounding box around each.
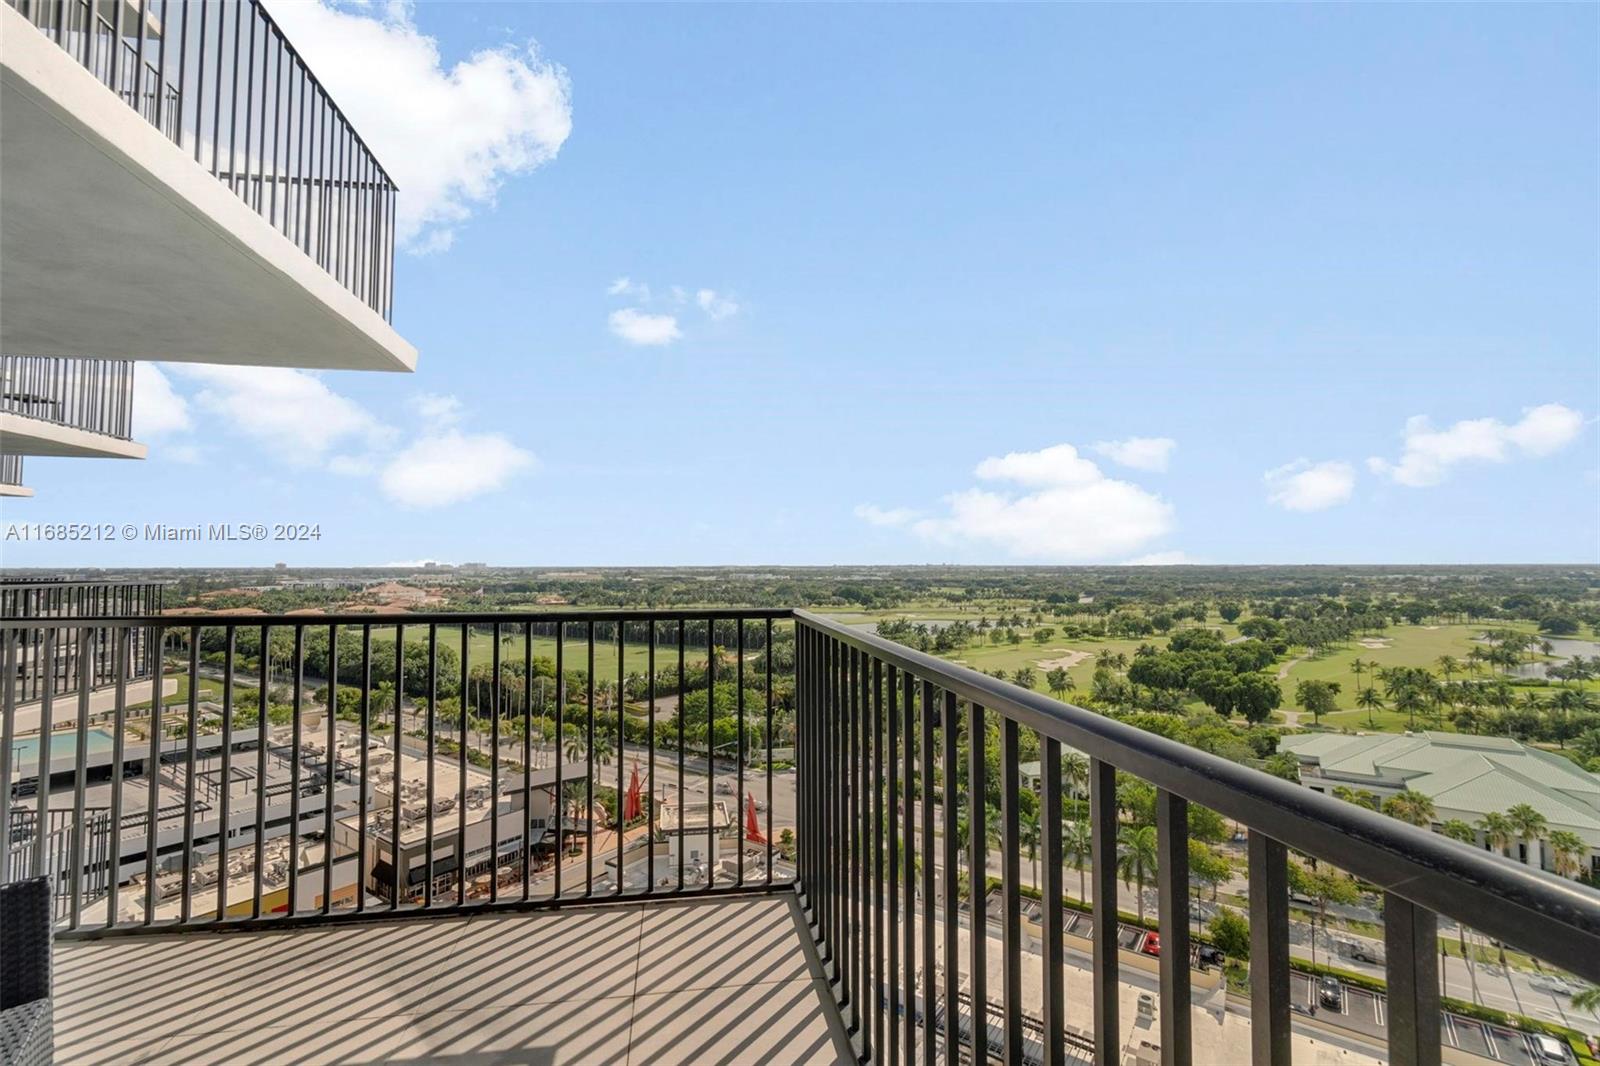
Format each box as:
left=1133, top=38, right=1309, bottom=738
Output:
left=1348, top=941, right=1383, bottom=964
left=1140, top=933, right=1161, bottom=957
left=1318, top=976, right=1343, bottom=1011
left=1196, top=945, right=1225, bottom=969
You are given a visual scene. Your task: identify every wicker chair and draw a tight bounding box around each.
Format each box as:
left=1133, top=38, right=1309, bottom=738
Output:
left=0, top=877, right=53, bottom=1066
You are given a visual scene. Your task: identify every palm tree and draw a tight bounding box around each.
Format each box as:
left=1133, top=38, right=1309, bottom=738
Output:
left=1381, top=789, right=1435, bottom=827
left=1064, top=819, right=1092, bottom=902
left=1477, top=811, right=1514, bottom=858
left=1118, top=824, right=1159, bottom=924
left=1020, top=809, right=1041, bottom=888
left=1350, top=657, right=1371, bottom=698
left=1440, top=819, right=1477, bottom=844
left=1547, top=830, right=1586, bottom=879
left=1571, top=985, right=1600, bottom=1014
left=1355, top=686, right=1385, bottom=729
left=1506, top=803, right=1549, bottom=869
left=1061, top=750, right=1089, bottom=803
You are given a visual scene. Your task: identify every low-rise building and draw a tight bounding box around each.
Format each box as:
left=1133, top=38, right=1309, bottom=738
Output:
left=1279, top=730, right=1600, bottom=878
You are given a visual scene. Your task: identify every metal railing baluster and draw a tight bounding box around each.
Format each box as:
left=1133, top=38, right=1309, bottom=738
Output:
left=323, top=624, right=336, bottom=914
left=217, top=629, right=234, bottom=923
left=967, top=701, right=987, bottom=1066
left=1248, top=832, right=1290, bottom=1066
left=356, top=626, right=370, bottom=914
left=1090, top=757, right=1118, bottom=1066
left=179, top=628, right=198, bottom=924
left=1042, top=738, right=1066, bottom=1066
left=1384, top=893, right=1441, bottom=1066
left=1156, top=788, right=1191, bottom=1066
left=1000, top=717, right=1022, bottom=1064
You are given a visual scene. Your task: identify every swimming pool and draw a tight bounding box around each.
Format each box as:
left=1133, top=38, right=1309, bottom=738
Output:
left=9, top=727, right=118, bottom=767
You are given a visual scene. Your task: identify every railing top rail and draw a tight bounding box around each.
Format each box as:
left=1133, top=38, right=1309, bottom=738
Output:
left=793, top=609, right=1600, bottom=981
left=0, top=608, right=795, bottom=629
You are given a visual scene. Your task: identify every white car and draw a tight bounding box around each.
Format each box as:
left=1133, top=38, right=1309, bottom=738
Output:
left=1530, top=975, right=1574, bottom=996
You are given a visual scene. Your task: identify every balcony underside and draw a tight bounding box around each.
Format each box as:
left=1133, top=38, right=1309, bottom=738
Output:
left=0, top=5, right=415, bottom=373
left=53, top=892, right=854, bottom=1065
left=0, top=412, right=145, bottom=458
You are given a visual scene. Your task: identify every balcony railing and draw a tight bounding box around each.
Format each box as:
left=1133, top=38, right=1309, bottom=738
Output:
left=1, top=580, right=163, bottom=701
left=7, top=0, right=397, bottom=321
left=0, top=355, right=135, bottom=439
left=2, top=610, right=793, bottom=934
left=0, top=454, right=22, bottom=487
left=2, top=608, right=1597, bottom=1066
left=791, top=611, right=1600, bottom=1066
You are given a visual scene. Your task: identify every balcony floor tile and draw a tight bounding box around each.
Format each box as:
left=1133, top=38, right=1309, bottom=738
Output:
left=51, top=891, right=852, bottom=1065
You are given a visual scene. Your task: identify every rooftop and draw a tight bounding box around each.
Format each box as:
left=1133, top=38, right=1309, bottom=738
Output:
left=1280, top=731, right=1600, bottom=832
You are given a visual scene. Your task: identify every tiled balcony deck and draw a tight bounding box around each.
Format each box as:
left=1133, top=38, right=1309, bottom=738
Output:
left=53, top=892, right=853, bottom=1065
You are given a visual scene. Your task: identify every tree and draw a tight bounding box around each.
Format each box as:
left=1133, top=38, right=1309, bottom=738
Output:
left=1294, top=679, right=1341, bottom=726
left=1571, top=985, right=1600, bottom=1013
left=1189, top=841, right=1233, bottom=911
left=1355, top=686, right=1385, bottom=728
left=1064, top=819, right=1091, bottom=902
left=1208, top=908, right=1250, bottom=961
left=1262, top=753, right=1300, bottom=782
left=1011, top=666, right=1036, bottom=691
left=1477, top=811, right=1513, bottom=858
left=1381, top=789, right=1435, bottom=827
left=1218, top=602, right=1243, bottom=624
left=1045, top=667, right=1073, bottom=699
left=1440, top=819, right=1477, bottom=844
left=1547, top=829, right=1586, bottom=879
left=1118, top=824, right=1159, bottom=924
left=1033, top=627, right=1055, bottom=645
left=1230, top=673, right=1283, bottom=724
left=1506, top=803, right=1548, bottom=867
left=1289, top=861, right=1360, bottom=970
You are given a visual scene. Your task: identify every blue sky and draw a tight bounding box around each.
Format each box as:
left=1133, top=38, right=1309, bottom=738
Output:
left=5, top=2, right=1596, bottom=568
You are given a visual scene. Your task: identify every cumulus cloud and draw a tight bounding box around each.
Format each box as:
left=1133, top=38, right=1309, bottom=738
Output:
left=173, top=366, right=392, bottom=464
left=696, top=289, right=740, bottom=321
left=132, top=363, right=190, bottom=437
left=854, top=504, right=920, bottom=527
left=1367, top=404, right=1585, bottom=487
left=608, top=277, right=649, bottom=300
left=264, top=0, right=571, bottom=253
left=608, top=308, right=681, bottom=346
left=1264, top=459, right=1356, bottom=512
left=860, top=443, right=1174, bottom=560
left=379, top=430, right=536, bottom=507
left=1093, top=436, right=1175, bottom=473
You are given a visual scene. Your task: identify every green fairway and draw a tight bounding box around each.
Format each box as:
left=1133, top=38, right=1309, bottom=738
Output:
left=369, top=624, right=710, bottom=679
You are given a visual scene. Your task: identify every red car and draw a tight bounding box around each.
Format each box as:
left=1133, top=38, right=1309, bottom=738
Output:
left=1141, top=933, right=1161, bottom=957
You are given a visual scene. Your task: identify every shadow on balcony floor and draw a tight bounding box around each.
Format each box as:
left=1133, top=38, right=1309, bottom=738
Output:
left=52, top=892, right=853, bottom=1065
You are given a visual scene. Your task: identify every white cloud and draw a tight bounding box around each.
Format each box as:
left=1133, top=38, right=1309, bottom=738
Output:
left=973, top=443, right=1104, bottom=487
left=410, top=393, right=463, bottom=427
left=861, top=443, right=1174, bottom=560
left=264, top=0, right=571, bottom=253
left=608, top=277, right=650, bottom=301
left=608, top=308, right=681, bottom=346
left=379, top=430, right=536, bottom=507
left=173, top=366, right=392, bottom=464
left=854, top=504, right=919, bottom=527
left=1093, top=436, right=1175, bottom=473
left=696, top=289, right=739, bottom=321
left=132, top=364, right=191, bottom=437
left=1367, top=403, right=1586, bottom=487
left=1264, top=459, right=1356, bottom=512
left=1124, top=550, right=1196, bottom=566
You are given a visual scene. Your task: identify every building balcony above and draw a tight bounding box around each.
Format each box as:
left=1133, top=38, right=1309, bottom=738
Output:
left=0, top=453, right=29, bottom=497
left=0, top=355, right=146, bottom=460
left=0, top=0, right=416, bottom=373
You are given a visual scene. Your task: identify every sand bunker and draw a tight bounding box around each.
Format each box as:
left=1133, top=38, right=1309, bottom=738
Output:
left=1358, top=638, right=1392, bottom=649
left=1035, top=650, right=1092, bottom=671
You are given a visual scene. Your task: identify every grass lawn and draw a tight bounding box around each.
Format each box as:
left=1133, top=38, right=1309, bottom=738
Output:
left=1278, top=622, right=1596, bottom=715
